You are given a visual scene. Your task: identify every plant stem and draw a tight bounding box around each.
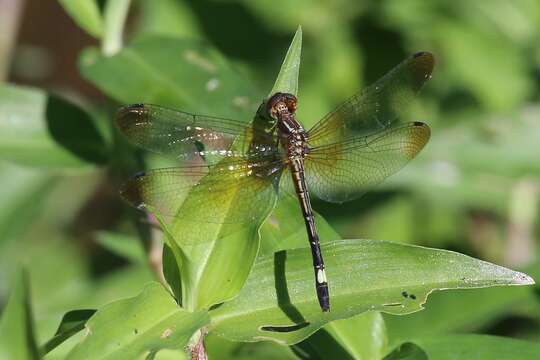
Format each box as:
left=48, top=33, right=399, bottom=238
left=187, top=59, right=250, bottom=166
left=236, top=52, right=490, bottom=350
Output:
left=101, top=0, right=131, bottom=56
left=0, top=0, right=25, bottom=81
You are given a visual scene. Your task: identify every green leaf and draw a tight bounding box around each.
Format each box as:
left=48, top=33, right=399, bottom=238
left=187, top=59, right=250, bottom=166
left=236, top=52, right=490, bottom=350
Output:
left=67, top=282, right=209, bottom=360
left=162, top=244, right=182, bottom=303
left=58, top=0, right=103, bottom=38
left=325, top=312, right=388, bottom=360
left=291, top=328, right=356, bottom=360
left=269, top=26, right=302, bottom=97
left=209, top=239, right=534, bottom=344
left=80, top=35, right=261, bottom=120
left=0, top=84, right=107, bottom=169
left=414, top=334, right=540, bottom=360
left=42, top=309, right=96, bottom=354
left=384, top=342, right=427, bottom=360
left=205, top=333, right=298, bottom=360
left=384, top=285, right=535, bottom=348
left=154, top=179, right=277, bottom=311
left=95, top=231, right=146, bottom=263
left=0, top=269, right=40, bottom=360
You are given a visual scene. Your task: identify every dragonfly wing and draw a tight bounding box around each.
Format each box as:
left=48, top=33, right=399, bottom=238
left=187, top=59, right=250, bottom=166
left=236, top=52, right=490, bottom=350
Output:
left=307, top=52, right=434, bottom=146
left=121, top=158, right=285, bottom=226
left=304, top=122, right=430, bottom=203
left=116, top=104, right=277, bottom=163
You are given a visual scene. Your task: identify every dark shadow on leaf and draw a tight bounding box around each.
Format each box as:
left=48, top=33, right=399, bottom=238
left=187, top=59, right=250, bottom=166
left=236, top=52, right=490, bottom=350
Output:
left=46, top=95, right=108, bottom=164
left=162, top=244, right=182, bottom=305
left=291, top=329, right=356, bottom=360
left=383, top=342, right=428, bottom=360
left=260, top=322, right=310, bottom=333
left=274, top=250, right=306, bottom=324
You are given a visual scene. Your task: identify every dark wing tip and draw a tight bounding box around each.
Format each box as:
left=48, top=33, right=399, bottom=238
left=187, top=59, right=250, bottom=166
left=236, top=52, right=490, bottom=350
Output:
left=409, top=52, right=435, bottom=87
left=407, top=121, right=431, bottom=156
left=119, top=173, right=146, bottom=209
left=116, top=103, right=148, bottom=132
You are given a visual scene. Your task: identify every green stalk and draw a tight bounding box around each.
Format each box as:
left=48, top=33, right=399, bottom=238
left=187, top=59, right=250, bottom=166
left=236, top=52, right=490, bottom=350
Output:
left=101, top=0, right=132, bottom=56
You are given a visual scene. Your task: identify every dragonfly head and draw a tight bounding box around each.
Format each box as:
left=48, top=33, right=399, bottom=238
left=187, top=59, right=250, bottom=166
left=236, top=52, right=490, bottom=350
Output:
left=267, top=92, right=297, bottom=120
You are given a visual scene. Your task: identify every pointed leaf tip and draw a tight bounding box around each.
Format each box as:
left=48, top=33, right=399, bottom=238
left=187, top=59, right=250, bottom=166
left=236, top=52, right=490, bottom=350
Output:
left=512, top=271, right=535, bottom=285
left=269, top=26, right=302, bottom=97
left=210, top=240, right=536, bottom=344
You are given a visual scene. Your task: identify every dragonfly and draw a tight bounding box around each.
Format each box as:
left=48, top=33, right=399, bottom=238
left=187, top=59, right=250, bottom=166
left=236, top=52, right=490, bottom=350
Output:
left=116, top=51, right=434, bottom=312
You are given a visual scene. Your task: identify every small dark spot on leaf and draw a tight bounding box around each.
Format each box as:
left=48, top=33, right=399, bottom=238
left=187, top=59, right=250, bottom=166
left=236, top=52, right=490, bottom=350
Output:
left=410, top=294, right=417, bottom=300
left=134, top=328, right=138, bottom=334
left=383, top=302, right=402, bottom=307
left=402, top=291, right=409, bottom=298
left=260, top=322, right=310, bottom=333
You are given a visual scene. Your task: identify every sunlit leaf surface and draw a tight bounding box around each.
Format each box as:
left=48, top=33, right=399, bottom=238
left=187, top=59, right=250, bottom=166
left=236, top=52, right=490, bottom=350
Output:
left=210, top=239, right=533, bottom=344
left=66, top=282, right=209, bottom=360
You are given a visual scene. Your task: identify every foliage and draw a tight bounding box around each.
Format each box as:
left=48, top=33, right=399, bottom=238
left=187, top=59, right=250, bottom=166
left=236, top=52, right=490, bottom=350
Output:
left=1, top=1, right=540, bottom=359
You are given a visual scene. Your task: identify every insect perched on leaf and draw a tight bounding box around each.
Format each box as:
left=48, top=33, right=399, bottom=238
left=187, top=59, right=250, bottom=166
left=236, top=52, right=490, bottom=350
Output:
left=116, top=52, right=434, bottom=312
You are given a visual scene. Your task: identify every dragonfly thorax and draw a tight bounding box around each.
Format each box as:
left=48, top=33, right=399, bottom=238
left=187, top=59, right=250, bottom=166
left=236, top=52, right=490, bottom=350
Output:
left=266, top=93, right=310, bottom=161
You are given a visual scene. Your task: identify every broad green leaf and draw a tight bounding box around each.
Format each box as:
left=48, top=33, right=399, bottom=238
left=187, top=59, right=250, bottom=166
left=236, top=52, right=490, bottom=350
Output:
left=95, top=231, right=146, bottom=263
left=80, top=35, right=261, bottom=120
left=67, top=282, right=209, bottom=360
left=414, top=334, right=540, bottom=360
left=384, top=342, right=427, bottom=360
left=263, top=196, right=388, bottom=359
left=269, top=26, right=302, bottom=97
left=0, top=84, right=107, bottom=169
left=0, top=269, right=40, bottom=360
left=209, top=239, right=533, bottom=344
left=157, top=179, right=278, bottom=311
left=42, top=309, right=96, bottom=354
left=58, top=0, right=103, bottom=38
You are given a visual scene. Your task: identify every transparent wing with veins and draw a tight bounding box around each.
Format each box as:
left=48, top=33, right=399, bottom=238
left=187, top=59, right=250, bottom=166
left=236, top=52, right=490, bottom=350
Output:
left=307, top=52, right=434, bottom=147
left=300, top=52, right=434, bottom=202
left=116, top=103, right=278, bottom=164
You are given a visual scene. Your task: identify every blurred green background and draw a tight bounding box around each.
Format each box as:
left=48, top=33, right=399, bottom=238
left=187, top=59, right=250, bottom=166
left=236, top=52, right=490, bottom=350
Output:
left=1, top=0, right=540, bottom=358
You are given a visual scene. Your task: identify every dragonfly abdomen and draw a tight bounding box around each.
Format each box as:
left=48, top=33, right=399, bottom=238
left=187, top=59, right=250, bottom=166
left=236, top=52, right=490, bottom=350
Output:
left=268, top=92, right=330, bottom=312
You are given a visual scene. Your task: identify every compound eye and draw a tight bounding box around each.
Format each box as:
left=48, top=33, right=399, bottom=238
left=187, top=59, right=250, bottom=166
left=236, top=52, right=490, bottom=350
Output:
left=269, top=102, right=288, bottom=119
left=287, top=99, right=297, bottom=113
